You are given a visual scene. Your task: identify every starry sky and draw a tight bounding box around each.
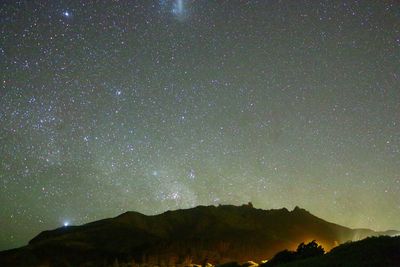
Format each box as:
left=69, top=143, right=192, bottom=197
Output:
left=1, top=0, right=400, bottom=250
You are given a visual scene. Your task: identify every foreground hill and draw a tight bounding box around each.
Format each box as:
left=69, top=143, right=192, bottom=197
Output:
left=267, top=236, right=400, bottom=267
left=0, top=204, right=397, bottom=267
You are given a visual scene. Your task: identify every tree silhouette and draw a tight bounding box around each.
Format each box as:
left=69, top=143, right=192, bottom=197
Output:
left=296, top=240, right=325, bottom=259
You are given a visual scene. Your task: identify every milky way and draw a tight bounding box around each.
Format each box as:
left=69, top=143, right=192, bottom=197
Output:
left=1, top=0, right=400, bottom=250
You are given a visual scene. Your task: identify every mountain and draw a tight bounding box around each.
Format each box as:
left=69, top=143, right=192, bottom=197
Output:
left=0, top=204, right=398, bottom=267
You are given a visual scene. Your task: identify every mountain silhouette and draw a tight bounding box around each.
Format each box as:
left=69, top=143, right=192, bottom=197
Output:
left=0, top=204, right=398, bottom=267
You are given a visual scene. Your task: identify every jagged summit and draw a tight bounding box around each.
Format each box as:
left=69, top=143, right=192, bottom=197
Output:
left=292, top=205, right=307, bottom=212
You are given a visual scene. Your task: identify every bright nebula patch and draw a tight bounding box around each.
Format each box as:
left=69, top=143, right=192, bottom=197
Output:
left=172, top=0, right=186, bottom=20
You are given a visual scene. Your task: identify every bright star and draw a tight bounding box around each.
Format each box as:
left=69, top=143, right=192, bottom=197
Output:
left=63, top=11, right=71, bottom=17
left=63, top=221, right=70, bottom=227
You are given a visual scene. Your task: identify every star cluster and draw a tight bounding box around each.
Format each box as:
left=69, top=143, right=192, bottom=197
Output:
left=1, top=0, right=400, bottom=250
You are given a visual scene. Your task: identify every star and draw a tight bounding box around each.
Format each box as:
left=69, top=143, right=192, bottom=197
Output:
left=188, top=169, right=196, bottom=180
left=62, top=11, right=71, bottom=18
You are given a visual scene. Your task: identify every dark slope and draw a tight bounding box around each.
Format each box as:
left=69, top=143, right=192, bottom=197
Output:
left=0, top=204, right=398, bottom=267
left=274, top=236, right=400, bottom=267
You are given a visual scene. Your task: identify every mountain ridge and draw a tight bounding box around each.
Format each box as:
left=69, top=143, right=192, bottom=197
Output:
left=1, top=204, right=398, bottom=267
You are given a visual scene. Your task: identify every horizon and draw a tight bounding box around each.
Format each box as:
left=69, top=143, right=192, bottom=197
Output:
left=1, top=203, right=398, bottom=251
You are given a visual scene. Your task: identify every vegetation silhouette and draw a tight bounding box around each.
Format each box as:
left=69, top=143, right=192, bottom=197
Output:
left=260, top=240, right=324, bottom=266
left=296, top=240, right=325, bottom=259
left=263, top=236, right=400, bottom=267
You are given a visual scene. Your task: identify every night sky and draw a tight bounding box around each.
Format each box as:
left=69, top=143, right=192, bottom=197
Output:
left=1, top=0, right=400, bottom=250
